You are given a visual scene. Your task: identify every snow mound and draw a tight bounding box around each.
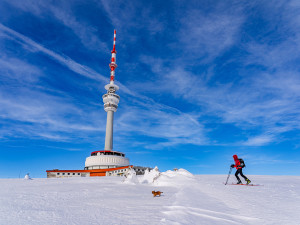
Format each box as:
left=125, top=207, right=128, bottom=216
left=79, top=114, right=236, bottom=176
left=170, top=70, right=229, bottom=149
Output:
left=123, top=168, right=138, bottom=185
left=163, top=168, right=194, bottom=178
left=138, top=166, right=160, bottom=184
left=153, top=168, right=195, bottom=186
left=124, top=167, right=195, bottom=187
left=24, top=173, right=32, bottom=180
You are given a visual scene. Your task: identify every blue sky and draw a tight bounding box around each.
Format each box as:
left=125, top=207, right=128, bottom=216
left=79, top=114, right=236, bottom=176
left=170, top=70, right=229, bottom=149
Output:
left=1, top=0, right=300, bottom=178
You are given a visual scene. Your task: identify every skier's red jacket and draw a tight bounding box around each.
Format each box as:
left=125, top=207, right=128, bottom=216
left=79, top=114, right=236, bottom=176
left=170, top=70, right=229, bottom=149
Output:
left=233, top=155, right=242, bottom=169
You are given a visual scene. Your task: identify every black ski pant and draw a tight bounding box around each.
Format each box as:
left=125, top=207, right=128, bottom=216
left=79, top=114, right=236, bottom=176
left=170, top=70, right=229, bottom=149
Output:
left=235, top=168, right=248, bottom=181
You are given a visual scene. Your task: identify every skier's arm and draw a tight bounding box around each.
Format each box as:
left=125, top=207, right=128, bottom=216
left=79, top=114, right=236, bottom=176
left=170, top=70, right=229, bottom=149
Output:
left=232, top=160, right=241, bottom=168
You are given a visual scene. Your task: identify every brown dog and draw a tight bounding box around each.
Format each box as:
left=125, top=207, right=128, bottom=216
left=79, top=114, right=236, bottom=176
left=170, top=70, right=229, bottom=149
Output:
left=152, top=191, right=163, bottom=197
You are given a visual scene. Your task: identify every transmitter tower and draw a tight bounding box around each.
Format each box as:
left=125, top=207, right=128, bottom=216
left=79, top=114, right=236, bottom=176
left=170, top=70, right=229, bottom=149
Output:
left=102, top=30, right=120, bottom=151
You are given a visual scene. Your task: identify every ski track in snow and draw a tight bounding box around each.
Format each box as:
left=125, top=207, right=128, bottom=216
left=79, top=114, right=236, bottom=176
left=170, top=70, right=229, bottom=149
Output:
left=0, top=175, right=300, bottom=225
left=162, top=206, right=257, bottom=225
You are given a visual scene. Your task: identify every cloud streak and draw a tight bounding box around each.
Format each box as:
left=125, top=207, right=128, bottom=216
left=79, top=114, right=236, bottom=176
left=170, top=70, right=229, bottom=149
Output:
left=0, top=23, right=106, bottom=82
left=1, top=0, right=108, bottom=52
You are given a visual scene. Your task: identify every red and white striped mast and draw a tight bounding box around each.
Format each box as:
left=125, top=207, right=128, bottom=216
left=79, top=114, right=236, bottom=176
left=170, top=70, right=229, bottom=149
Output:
left=109, top=30, right=117, bottom=84
left=102, top=30, right=120, bottom=151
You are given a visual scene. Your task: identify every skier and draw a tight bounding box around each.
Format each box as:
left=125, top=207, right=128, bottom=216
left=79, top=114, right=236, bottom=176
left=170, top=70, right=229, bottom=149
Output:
left=231, top=155, right=251, bottom=185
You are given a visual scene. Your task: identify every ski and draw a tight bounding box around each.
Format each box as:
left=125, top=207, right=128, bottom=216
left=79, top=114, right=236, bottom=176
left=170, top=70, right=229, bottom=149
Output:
left=223, top=182, right=263, bottom=186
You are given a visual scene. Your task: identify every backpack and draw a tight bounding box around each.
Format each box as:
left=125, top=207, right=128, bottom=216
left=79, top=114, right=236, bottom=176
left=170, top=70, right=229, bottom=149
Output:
left=238, top=158, right=246, bottom=168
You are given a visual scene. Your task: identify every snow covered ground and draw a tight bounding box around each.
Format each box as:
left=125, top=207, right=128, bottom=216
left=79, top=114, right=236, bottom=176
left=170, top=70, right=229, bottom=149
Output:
left=1, top=170, right=299, bottom=225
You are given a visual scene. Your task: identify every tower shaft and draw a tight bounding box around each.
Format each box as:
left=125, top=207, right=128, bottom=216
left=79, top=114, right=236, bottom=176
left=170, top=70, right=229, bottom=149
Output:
left=104, top=110, right=114, bottom=150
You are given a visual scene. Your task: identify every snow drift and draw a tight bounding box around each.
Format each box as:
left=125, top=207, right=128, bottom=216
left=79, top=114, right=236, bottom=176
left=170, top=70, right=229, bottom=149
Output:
left=122, top=168, right=139, bottom=184
left=138, top=166, right=160, bottom=184
left=24, top=173, right=32, bottom=180
left=153, top=168, right=196, bottom=186
left=125, top=167, right=195, bottom=187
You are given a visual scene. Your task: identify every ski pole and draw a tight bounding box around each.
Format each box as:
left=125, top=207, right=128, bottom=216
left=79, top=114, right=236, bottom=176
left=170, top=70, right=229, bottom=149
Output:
left=225, top=167, right=232, bottom=185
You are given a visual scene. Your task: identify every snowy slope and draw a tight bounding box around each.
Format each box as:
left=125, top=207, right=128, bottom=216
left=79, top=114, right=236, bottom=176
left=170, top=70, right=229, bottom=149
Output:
left=0, top=172, right=299, bottom=225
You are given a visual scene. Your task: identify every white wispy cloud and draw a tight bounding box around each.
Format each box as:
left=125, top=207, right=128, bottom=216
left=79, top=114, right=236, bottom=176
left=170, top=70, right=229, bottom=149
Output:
left=242, top=153, right=299, bottom=165
left=0, top=56, right=42, bottom=84
left=2, top=0, right=108, bottom=52
left=100, top=0, right=165, bottom=34
left=0, top=89, right=106, bottom=140
left=178, top=7, right=244, bottom=62
left=0, top=41, right=107, bottom=142
left=131, top=1, right=300, bottom=147
left=0, top=23, right=106, bottom=82
left=116, top=104, right=207, bottom=149
left=135, top=53, right=300, bottom=147
left=242, top=135, right=275, bottom=146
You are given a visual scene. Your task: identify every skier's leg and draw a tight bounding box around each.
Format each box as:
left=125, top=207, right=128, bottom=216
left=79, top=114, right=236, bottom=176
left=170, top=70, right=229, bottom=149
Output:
left=235, top=169, right=241, bottom=183
left=240, top=169, right=248, bottom=180
left=240, top=169, right=251, bottom=184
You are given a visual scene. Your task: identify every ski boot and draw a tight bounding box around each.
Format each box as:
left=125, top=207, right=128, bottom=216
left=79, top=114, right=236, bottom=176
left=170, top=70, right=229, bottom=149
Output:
left=246, top=179, right=251, bottom=185
left=237, top=180, right=242, bottom=184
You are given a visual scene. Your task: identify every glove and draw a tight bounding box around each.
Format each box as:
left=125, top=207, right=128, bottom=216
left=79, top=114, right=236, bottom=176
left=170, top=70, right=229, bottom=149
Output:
left=230, top=164, right=234, bottom=168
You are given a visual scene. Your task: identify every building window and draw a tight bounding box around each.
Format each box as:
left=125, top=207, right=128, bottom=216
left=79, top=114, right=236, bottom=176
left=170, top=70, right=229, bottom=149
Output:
left=57, top=173, right=60, bottom=175
left=78, top=173, right=80, bottom=175
left=68, top=173, right=70, bottom=175
left=62, top=173, right=65, bottom=175
left=73, top=173, right=75, bottom=175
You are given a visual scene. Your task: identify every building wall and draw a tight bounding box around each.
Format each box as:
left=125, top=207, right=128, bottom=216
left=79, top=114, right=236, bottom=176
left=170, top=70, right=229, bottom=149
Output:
left=106, top=168, right=129, bottom=176
left=85, top=155, right=129, bottom=169
left=47, top=172, right=90, bottom=178
left=46, top=166, right=132, bottom=178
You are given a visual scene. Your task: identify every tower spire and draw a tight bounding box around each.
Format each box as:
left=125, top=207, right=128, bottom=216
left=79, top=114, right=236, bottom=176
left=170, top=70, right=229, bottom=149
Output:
left=109, top=30, right=117, bottom=84
left=102, top=30, right=120, bottom=151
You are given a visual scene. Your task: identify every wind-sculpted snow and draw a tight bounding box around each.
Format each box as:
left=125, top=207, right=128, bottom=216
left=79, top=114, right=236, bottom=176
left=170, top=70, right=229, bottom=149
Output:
left=127, top=167, right=195, bottom=186
left=24, top=173, right=31, bottom=180
left=123, top=168, right=139, bottom=185
left=0, top=172, right=300, bottom=225
left=138, top=166, right=160, bottom=184
left=153, top=168, right=196, bottom=187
